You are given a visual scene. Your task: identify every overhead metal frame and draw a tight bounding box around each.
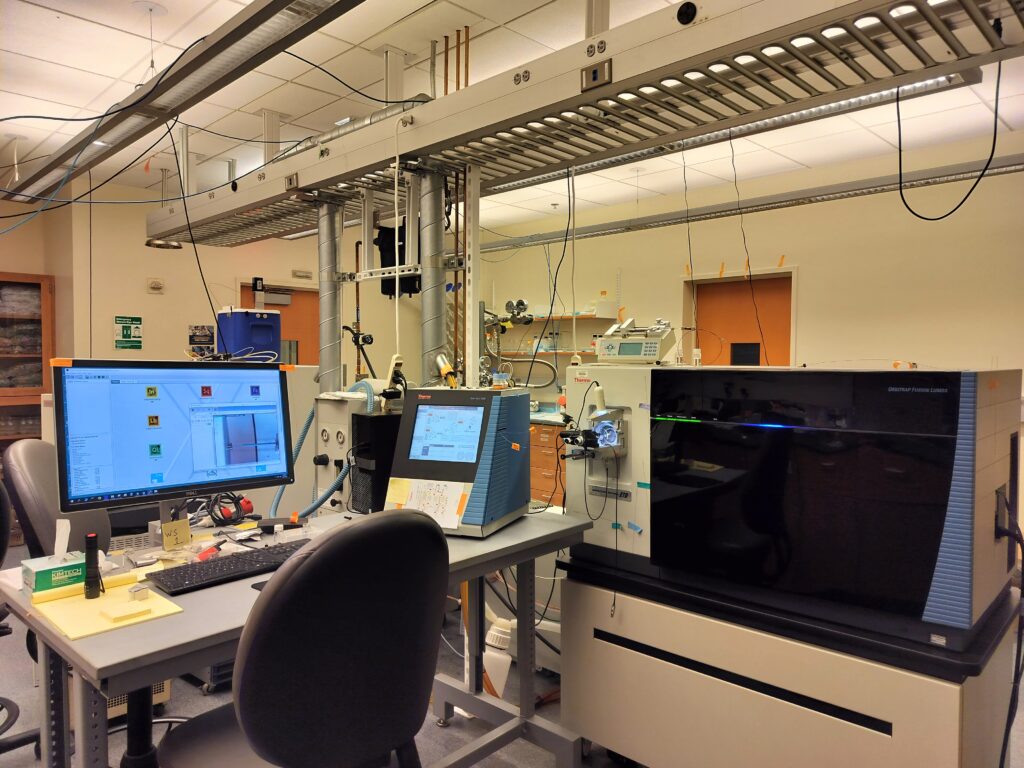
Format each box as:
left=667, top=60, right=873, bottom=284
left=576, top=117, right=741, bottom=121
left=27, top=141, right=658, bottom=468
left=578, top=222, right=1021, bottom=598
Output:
left=4, top=0, right=368, bottom=201
left=146, top=0, right=1024, bottom=247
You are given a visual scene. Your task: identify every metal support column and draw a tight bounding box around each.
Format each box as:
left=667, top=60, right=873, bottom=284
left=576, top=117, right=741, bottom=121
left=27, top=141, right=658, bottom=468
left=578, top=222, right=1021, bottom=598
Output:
left=73, top=673, right=109, bottom=768
left=318, top=203, right=342, bottom=393
left=419, top=171, right=445, bottom=384
left=464, top=165, right=481, bottom=387
left=586, top=0, right=610, bottom=37
left=360, top=190, right=376, bottom=271
left=261, top=110, right=281, bottom=165
left=40, top=645, right=70, bottom=768
left=383, top=48, right=405, bottom=102
left=175, top=125, right=193, bottom=196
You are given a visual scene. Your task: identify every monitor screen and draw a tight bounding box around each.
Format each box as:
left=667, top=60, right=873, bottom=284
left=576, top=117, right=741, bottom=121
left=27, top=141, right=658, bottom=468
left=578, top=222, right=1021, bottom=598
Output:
left=409, top=405, right=485, bottom=463
left=54, top=361, right=293, bottom=511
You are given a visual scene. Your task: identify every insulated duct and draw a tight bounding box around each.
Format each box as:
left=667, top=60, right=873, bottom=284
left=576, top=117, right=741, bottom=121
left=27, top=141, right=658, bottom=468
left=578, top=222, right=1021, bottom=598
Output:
left=317, top=203, right=341, bottom=393
left=419, top=172, right=446, bottom=384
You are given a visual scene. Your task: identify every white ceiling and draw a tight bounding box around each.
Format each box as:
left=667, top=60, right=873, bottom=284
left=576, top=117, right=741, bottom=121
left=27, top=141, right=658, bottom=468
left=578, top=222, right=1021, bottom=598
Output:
left=1, top=0, right=1022, bottom=229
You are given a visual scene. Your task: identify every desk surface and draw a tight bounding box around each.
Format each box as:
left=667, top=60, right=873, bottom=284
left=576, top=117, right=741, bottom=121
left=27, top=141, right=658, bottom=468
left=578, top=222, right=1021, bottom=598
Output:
left=0, top=511, right=588, bottom=694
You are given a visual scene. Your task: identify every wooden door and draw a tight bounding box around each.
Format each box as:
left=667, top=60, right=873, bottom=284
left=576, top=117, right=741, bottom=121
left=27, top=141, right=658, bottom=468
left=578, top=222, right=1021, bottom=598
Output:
left=693, top=276, right=792, bottom=366
left=239, top=286, right=319, bottom=366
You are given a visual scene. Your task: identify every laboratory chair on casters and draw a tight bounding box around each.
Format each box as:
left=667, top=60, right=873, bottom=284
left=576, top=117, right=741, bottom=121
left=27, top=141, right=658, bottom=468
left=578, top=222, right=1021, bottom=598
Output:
left=0, top=483, right=42, bottom=758
left=158, top=510, right=450, bottom=768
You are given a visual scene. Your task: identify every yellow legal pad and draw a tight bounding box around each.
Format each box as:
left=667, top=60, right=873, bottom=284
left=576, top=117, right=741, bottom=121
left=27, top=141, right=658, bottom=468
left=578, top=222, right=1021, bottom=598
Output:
left=33, top=580, right=182, bottom=640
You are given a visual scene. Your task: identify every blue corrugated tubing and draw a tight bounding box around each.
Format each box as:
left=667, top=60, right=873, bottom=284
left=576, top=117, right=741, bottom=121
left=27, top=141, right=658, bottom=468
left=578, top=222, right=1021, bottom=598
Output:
left=299, top=462, right=350, bottom=519
left=269, top=406, right=314, bottom=517
left=347, top=380, right=376, bottom=414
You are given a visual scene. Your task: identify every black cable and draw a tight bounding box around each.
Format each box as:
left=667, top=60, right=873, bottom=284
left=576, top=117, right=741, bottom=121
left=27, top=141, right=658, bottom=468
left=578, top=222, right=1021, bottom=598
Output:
left=283, top=51, right=429, bottom=106
left=181, top=123, right=308, bottom=145
left=0, top=38, right=206, bottom=125
left=525, top=169, right=572, bottom=386
left=997, top=517, right=1024, bottom=768
left=0, top=151, right=52, bottom=171
left=898, top=57, right=1002, bottom=221
left=574, top=380, right=598, bottom=428
left=88, top=169, right=93, bottom=357
left=535, top=561, right=559, bottom=627
left=727, top=128, right=770, bottom=366
left=0, top=117, right=181, bottom=219
left=168, top=128, right=229, bottom=355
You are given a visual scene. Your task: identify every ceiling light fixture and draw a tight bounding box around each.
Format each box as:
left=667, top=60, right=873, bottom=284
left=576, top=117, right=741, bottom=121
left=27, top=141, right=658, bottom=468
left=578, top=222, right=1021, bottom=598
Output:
left=92, top=140, right=111, bottom=147
left=486, top=71, right=976, bottom=194
left=144, top=238, right=183, bottom=249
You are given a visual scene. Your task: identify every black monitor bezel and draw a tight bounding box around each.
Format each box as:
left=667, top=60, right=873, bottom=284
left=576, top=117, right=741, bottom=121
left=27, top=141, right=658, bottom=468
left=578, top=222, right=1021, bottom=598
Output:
left=390, top=389, right=495, bottom=484
left=53, top=359, right=294, bottom=512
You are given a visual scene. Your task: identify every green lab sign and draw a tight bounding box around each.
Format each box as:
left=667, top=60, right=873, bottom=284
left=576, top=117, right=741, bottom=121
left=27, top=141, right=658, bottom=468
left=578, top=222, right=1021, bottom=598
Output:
left=114, top=315, right=143, bottom=350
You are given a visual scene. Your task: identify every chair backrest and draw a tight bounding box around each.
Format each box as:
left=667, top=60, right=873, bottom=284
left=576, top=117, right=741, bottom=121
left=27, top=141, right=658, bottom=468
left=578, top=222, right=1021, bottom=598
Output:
left=234, top=510, right=449, bottom=768
left=2, top=439, right=110, bottom=558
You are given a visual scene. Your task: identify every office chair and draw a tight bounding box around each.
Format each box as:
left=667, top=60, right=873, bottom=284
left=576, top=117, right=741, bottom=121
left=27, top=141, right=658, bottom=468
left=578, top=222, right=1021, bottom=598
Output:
left=158, top=510, right=449, bottom=768
left=3, top=439, right=111, bottom=557
left=0, top=482, right=42, bottom=757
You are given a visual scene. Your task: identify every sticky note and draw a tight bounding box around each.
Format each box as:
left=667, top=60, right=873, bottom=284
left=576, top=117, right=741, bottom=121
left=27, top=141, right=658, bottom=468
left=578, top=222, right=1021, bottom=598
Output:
left=511, top=442, right=521, bottom=451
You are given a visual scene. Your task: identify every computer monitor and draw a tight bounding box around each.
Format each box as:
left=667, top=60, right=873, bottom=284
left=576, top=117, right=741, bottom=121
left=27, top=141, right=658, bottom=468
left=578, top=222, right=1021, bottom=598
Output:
left=53, top=360, right=294, bottom=512
left=390, top=391, right=493, bottom=484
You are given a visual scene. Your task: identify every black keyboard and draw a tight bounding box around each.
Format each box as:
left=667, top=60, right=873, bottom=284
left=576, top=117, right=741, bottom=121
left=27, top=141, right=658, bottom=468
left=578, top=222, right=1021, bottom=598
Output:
left=146, top=539, right=310, bottom=596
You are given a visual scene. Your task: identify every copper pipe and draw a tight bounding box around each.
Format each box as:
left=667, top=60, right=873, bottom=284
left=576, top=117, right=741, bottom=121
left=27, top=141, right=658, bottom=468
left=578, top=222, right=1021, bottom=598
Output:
left=443, top=35, right=449, bottom=96
left=464, top=25, right=470, bottom=86
left=455, top=29, right=461, bottom=91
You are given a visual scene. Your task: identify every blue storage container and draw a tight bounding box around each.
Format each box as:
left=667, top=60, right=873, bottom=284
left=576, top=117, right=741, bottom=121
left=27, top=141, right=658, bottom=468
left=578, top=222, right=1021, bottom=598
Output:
left=216, top=308, right=282, bottom=358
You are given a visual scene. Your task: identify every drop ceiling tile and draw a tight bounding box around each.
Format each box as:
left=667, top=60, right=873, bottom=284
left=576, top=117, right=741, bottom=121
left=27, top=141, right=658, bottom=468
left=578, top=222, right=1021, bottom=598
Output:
left=319, top=0, right=432, bottom=45
left=178, top=102, right=234, bottom=129
left=866, top=103, right=1000, bottom=149
left=688, top=149, right=804, bottom=181
left=0, top=91, right=78, bottom=136
left=507, top=0, right=584, bottom=50
left=591, top=156, right=680, bottom=180
left=745, top=114, right=862, bottom=148
left=25, top=0, right=215, bottom=42
left=0, top=51, right=116, bottom=110
left=997, top=94, right=1024, bottom=130
left=201, top=111, right=265, bottom=148
left=2, top=1, right=153, bottom=78
left=363, top=1, right=483, bottom=55
left=572, top=180, right=660, bottom=206
left=461, top=27, right=552, bottom=83
left=295, top=47, right=386, bottom=94
left=610, top=0, right=673, bottom=27
left=970, top=60, right=1024, bottom=103
left=633, top=166, right=723, bottom=194
left=672, top=137, right=761, bottom=166
left=242, top=82, right=337, bottom=117
left=255, top=33, right=352, bottom=80
left=480, top=204, right=540, bottom=226
left=770, top=128, right=892, bottom=166
left=848, top=87, right=982, bottom=127
left=205, top=70, right=285, bottom=109
left=449, top=0, right=550, bottom=25
left=166, top=0, right=247, bottom=48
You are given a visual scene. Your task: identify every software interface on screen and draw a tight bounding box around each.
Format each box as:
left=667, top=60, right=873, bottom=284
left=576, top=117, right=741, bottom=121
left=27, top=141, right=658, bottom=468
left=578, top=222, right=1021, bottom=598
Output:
left=59, top=366, right=289, bottom=505
left=408, top=405, right=484, bottom=463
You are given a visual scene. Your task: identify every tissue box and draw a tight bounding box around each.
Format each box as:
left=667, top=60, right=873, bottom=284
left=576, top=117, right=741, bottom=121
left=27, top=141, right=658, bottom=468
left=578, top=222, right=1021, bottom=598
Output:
left=22, top=553, right=85, bottom=593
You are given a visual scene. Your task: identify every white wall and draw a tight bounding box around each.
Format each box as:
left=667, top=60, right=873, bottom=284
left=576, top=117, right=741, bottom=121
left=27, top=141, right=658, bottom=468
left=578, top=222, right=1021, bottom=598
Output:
left=0, top=199, right=47, bottom=274
left=480, top=134, right=1024, bottom=399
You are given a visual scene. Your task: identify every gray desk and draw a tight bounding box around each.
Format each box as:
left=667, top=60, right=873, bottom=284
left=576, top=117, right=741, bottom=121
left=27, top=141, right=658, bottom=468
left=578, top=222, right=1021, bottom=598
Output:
left=0, top=511, right=590, bottom=768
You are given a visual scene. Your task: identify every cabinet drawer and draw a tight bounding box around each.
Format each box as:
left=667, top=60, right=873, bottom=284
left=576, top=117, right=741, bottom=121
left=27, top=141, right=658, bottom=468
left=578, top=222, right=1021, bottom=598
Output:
left=531, top=445, right=558, bottom=469
left=532, top=486, right=564, bottom=506
left=531, top=467, right=560, bottom=494
left=531, top=424, right=562, bottom=448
